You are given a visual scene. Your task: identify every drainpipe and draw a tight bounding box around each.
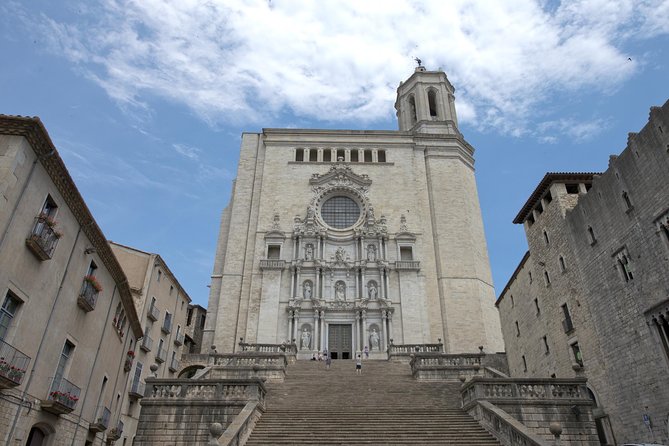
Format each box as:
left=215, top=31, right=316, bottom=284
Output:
left=5, top=223, right=84, bottom=445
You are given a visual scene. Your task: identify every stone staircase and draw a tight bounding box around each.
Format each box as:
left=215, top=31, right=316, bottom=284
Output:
left=244, top=360, right=500, bottom=445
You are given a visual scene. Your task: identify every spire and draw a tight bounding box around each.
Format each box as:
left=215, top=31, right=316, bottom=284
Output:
left=394, top=67, right=459, bottom=134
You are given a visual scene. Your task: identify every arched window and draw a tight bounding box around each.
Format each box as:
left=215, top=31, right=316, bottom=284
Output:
left=408, top=96, right=417, bottom=124
left=428, top=89, right=438, bottom=118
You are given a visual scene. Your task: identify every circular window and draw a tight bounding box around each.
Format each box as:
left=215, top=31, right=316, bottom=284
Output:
left=320, top=196, right=361, bottom=229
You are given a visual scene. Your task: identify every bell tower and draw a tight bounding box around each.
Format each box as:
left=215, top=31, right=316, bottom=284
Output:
left=394, top=65, right=459, bottom=134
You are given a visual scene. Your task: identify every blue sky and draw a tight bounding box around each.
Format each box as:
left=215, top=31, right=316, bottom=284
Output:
left=2, top=0, right=668, bottom=308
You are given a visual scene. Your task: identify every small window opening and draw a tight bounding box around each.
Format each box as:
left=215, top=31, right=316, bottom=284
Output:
left=534, top=298, right=540, bottom=315
left=544, top=270, right=551, bottom=286
left=323, top=150, right=331, bottom=162
left=622, top=191, right=633, bottom=211
left=562, top=304, right=574, bottom=332
left=617, top=253, right=634, bottom=282
left=566, top=184, right=579, bottom=194
left=559, top=256, right=566, bottom=272
left=267, top=245, right=281, bottom=259
left=399, top=246, right=413, bottom=261
left=544, top=191, right=553, bottom=203
left=659, top=125, right=663, bottom=134
left=655, top=316, right=669, bottom=361
left=428, top=90, right=438, bottom=117
left=515, top=321, right=520, bottom=337
left=543, top=230, right=549, bottom=245
left=522, top=355, right=527, bottom=372
left=0, top=291, right=22, bottom=340
left=528, top=271, right=533, bottom=283
left=295, top=149, right=304, bottom=162
left=571, top=342, right=584, bottom=367
left=378, top=150, right=386, bottom=163
left=526, top=214, right=535, bottom=227
left=350, top=150, right=358, bottom=162
left=408, top=96, right=417, bottom=124
left=364, top=150, right=373, bottom=163
left=186, top=308, right=193, bottom=326
left=309, top=150, right=318, bottom=162
left=535, top=202, right=543, bottom=214
left=336, top=149, right=346, bottom=162
left=199, top=314, right=206, bottom=329
left=587, top=226, right=596, bottom=245
left=585, top=183, right=592, bottom=191
left=157, top=270, right=162, bottom=282
left=543, top=336, right=550, bottom=354
left=510, top=295, right=514, bottom=308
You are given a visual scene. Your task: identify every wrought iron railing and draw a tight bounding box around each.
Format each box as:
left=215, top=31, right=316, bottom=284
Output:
left=47, top=376, right=81, bottom=410
left=0, top=339, right=30, bottom=386
left=77, top=280, right=100, bottom=312
left=156, top=345, right=167, bottom=363
left=25, top=215, right=61, bottom=260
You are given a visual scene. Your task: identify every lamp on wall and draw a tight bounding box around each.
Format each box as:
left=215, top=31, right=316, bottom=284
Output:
left=84, top=247, right=96, bottom=254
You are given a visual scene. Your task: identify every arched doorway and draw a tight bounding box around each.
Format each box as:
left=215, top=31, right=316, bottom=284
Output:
left=587, top=387, right=615, bottom=445
left=26, top=424, right=53, bottom=446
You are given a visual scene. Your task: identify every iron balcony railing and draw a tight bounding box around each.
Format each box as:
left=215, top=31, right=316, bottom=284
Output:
left=129, top=378, right=145, bottom=398
left=161, top=316, right=172, bottom=334
left=92, top=405, right=111, bottom=430
left=47, top=376, right=81, bottom=410
left=0, top=339, right=30, bottom=387
left=156, top=345, right=167, bottom=363
left=25, top=215, right=61, bottom=260
left=169, top=358, right=179, bottom=372
left=140, top=335, right=153, bottom=352
left=174, top=332, right=184, bottom=346
left=147, top=302, right=159, bottom=321
left=77, top=280, right=100, bottom=312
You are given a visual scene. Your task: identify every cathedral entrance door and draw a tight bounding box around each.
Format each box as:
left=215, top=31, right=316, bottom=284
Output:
left=328, top=324, right=352, bottom=360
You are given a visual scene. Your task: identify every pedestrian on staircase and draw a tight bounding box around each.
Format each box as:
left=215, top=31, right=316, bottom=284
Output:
left=325, top=353, right=331, bottom=370
left=364, top=345, right=369, bottom=359
left=356, top=354, right=362, bottom=375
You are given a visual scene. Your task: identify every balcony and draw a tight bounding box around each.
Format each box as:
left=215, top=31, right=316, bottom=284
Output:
left=147, top=302, right=159, bottom=321
left=562, top=318, right=574, bottom=333
left=89, top=406, right=110, bottom=433
left=140, top=335, right=153, bottom=352
left=0, top=339, right=30, bottom=389
left=107, top=421, right=124, bottom=441
left=174, top=332, right=184, bottom=346
left=77, top=277, right=102, bottom=312
left=25, top=214, right=61, bottom=261
left=41, top=377, right=81, bottom=415
left=156, top=345, right=167, bottom=363
left=161, top=318, right=172, bottom=334
left=169, top=358, right=179, bottom=373
left=259, top=259, right=286, bottom=270
left=128, top=379, right=145, bottom=400
left=395, top=260, right=420, bottom=271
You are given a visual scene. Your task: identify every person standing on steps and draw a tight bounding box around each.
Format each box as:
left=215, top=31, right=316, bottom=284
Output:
left=364, top=345, right=369, bottom=359
left=325, top=353, right=331, bottom=370
left=356, top=354, right=362, bottom=375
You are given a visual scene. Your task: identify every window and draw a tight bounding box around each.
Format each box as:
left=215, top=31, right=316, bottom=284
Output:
left=186, top=308, right=193, bottom=326
left=350, top=150, right=358, bottom=162
left=534, top=298, right=540, bottom=315
left=515, top=321, right=520, bottom=337
left=616, top=251, right=634, bottom=282
left=199, top=314, right=206, bottom=329
left=522, top=355, right=527, bottom=372
left=323, top=150, right=331, bottom=162
left=587, top=226, right=597, bottom=245
left=526, top=214, right=535, bottom=227
left=0, top=291, right=21, bottom=340
left=169, top=285, right=174, bottom=296
left=428, top=89, right=438, bottom=117
left=363, top=150, right=372, bottom=163
left=53, top=340, right=75, bottom=389
left=408, top=95, right=417, bottom=124
left=113, top=303, right=127, bottom=336
left=510, top=295, right=514, bottom=308
left=544, top=270, right=551, bottom=286
left=378, top=150, right=386, bottom=163
left=267, top=245, right=281, bottom=259
left=157, top=270, right=162, bottom=282
left=162, top=312, right=172, bottom=333
left=528, top=271, right=533, bottom=283
left=543, top=230, right=549, bottom=245
left=544, top=191, right=552, bottom=204
left=336, top=149, right=345, bottom=162
left=654, top=316, right=669, bottom=362
left=565, top=184, right=579, bottom=194
left=535, top=202, right=543, bottom=215
left=321, top=196, right=360, bottom=229
left=399, top=246, right=413, bottom=261
left=41, top=195, right=58, bottom=218
left=132, top=362, right=143, bottom=390
left=309, top=149, right=317, bottom=162
left=295, top=148, right=304, bottom=162
left=571, top=342, right=584, bottom=367
left=622, top=191, right=633, bottom=211
left=543, top=336, right=550, bottom=354
left=559, top=256, right=566, bottom=272
left=561, top=304, right=574, bottom=332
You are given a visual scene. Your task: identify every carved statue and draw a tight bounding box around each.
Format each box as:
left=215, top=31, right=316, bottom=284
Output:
left=370, top=329, right=380, bottom=351
left=367, top=206, right=375, bottom=220
left=335, top=282, right=346, bottom=301
left=335, top=247, right=346, bottom=262
left=367, top=244, right=377, bottom=261
left=301, top=328, right=311, bottom=350
left=305, top=244, right=314, bottom=260
left=271, top=213, right=281, bottom=230
left=303, top=282, right=312, bottom=300
left=306, top=205, right=315, bottom=219
left=368, top=282, right=377, bottom=300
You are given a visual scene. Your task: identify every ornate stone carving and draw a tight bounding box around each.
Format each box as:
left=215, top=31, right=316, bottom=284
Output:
left=300, top=328, right=311, bottom=350
left=369, top=328, right=381, bottom=351
left=303, top=281, right=312, bottom=300
left=367, top=244, right=377, bottom=261
left=271, top=213, right=281, bottom=230
left=335, top=281, right=346, bottom=301
left=368, top=281, right=378, bottom=300
left=304, top=243, right=314, bottom=260
left=400, top=214, right=408, bottom=232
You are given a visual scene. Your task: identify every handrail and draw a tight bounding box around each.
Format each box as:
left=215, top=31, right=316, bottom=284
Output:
left=219, top=401, right=262, bottom=446
left=472, top=400, right=550, bottom=446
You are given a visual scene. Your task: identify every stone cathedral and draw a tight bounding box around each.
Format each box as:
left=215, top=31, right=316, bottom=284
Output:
left=203, top=66, right=504, bottom=358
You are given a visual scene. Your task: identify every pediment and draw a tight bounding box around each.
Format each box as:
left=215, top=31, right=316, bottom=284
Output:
left=309, top=164, right=372, bottom=188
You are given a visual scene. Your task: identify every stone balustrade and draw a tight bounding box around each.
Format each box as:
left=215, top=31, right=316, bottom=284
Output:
left=208, top=354, right=288, bottom=382
left=258, top=259, right=286, bottom=270
left=410, top=352, right=484, bottom=381
left=461, top=377, right=599, bottom=445
left=238, top=342, right=297, bottom=354
left=136, top=378, right=266, bottom=444
left=394, top=260, right=420, bottom=270
left=388, top=343, right=443, bottom=362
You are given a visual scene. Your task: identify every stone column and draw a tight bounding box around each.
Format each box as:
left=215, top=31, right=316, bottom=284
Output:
left=288, top=310, right=293, bottom=344
left=313, top=309, right=319, bottom=352
left=315, top=268, right=320, bottom=300
left=382, top=310, right=388, bottom=352
left=384, top=269, right=390, bottom=300
left=362, top=310, right=368, bottom=352
left=356, top=268, right=361, bottom=298
left=355, top=311, right=360, bottom=353
left=320, top=310, right=326, bottom=352
left=292, top=309, right=299, bottom=343
left=290, top=266, right=296, bottom=299
left=388, top=312, right=393, bottom=343
left=295, top=267, right=301, bottom=299
left=361, top=268, right=366, bottom=300
left=379, top=268, right=385, bottom=300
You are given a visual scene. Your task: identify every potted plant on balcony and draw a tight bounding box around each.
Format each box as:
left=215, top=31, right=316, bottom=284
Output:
left=83, top=275, right=103, bottom=293
left=49, top=390, right=79, bottom=407
left=124, top=350, right=135, bottom=372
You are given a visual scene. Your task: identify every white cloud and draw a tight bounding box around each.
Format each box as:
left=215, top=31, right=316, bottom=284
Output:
left=32, top=0, right=669, bottom=138
left=172, top=143, right=201, bottom=160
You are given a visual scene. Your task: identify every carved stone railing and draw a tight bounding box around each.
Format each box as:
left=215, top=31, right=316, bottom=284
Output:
left=219, top=401, right=263, bottom=446
left=462, top=377, right=599, bottom=445
left=388, top=342, right=443, bottom=361
left=471, top=400, right=549, bottom=446
left=394, top=260, right=420, bottom=270
left=259, top=259, right=286, bottom=270
left=410, top=352, right=484, bottom=381
left=208, top=354, right=289, bottom=381
left=238, top=342, right=297, bottom=354
left=144, top=378, right=266, bottom=407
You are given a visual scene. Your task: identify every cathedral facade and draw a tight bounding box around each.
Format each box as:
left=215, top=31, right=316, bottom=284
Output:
left=204, top=67, right=503, bottom=357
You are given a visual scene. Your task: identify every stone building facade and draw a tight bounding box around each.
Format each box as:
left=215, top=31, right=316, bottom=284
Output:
left=0, top=115, right=142, bottom=445
left=185, top=304, right=207, bottom=354
left=109, top=242, right=191, bottom=445
left=497, top=100, right=669, bottom=444
left=204, top=67, right=504, bottom=357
